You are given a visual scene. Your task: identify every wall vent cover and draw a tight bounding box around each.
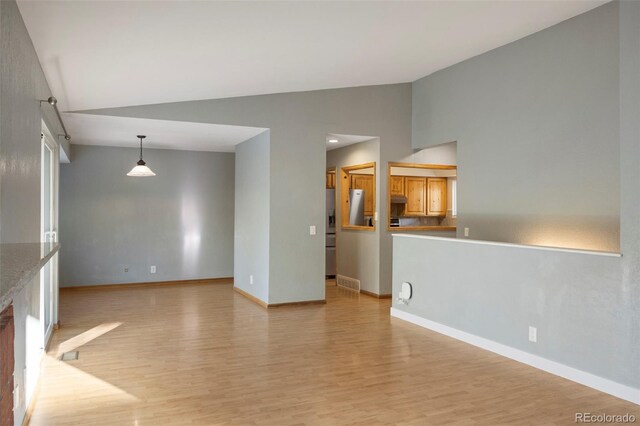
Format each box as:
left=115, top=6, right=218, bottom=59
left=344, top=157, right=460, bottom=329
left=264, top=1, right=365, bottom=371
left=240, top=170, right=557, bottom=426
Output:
left=61, top=351, right=79, bottom=361
left=336, top=275, right=360, bottom=292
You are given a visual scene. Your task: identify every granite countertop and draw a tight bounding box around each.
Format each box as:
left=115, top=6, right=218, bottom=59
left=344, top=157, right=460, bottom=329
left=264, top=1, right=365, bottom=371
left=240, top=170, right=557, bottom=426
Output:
left=0, top=242, right=60, bottom=312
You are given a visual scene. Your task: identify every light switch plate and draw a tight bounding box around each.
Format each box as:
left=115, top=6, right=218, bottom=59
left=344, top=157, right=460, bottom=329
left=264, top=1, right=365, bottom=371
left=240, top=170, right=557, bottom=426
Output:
left=310, top=225, right=316, bottom=235
left=529, top=326, right=537, bottom=343
left=150, top=265, right=156, bottom=274
left=464, top=228, right=470, bottom=237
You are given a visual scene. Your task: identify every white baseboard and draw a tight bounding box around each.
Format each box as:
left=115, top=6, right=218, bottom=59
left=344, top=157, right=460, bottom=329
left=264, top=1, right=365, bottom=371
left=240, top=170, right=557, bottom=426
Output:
left=390, top=307, right=640, bottom=405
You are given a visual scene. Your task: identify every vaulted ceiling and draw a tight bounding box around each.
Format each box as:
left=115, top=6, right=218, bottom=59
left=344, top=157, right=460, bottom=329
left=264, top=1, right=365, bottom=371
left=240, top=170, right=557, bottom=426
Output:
left=19, top=0, right=607, bottom=112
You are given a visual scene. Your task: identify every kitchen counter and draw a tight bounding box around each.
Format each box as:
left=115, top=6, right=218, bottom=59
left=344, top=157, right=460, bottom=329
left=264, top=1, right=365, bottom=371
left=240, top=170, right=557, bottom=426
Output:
left=0, top=243, right=59, bottom=312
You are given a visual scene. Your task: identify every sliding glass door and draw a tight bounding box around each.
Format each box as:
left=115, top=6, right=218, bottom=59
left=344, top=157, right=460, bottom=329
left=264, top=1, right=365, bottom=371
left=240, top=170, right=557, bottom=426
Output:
left=41, top=129, right=58, bottom=343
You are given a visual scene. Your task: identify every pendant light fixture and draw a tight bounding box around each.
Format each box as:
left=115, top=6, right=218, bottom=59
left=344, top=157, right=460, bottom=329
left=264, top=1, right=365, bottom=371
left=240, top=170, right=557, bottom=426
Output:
left=127, top=135, right=156, bottom=177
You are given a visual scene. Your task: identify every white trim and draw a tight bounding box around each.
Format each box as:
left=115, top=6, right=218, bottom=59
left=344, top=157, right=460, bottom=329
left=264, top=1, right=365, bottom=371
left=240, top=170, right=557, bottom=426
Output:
left=390, top=308, right=640, bottom=405
left=392, top=234, right=622, bottom=258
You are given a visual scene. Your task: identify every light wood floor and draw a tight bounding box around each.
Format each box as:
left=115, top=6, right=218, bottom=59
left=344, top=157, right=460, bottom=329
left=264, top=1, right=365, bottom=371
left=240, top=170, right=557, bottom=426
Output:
left=30, top=281, right=638, bottom=425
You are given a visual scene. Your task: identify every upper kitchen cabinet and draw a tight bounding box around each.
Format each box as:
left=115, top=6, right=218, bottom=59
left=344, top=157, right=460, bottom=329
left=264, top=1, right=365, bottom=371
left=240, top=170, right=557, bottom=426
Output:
left=390, top=176, right=405, bottom=196
left=326, top=170, right=336, bottom=189
left=340, top=163, right=376, bottom=230
left=427, top=178, right=447, bottom=216
left=404, top=177, right=426, bottom=216
left=350, top=174, right=374, bottom=216
left=388, top=163, right=457, bottom=231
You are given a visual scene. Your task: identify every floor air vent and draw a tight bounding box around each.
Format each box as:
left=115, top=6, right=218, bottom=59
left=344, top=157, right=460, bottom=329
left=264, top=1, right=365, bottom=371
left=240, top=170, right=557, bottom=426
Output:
left=61, top=351, right=79, bottom=361
left=336, top=275, right=360, bottom=292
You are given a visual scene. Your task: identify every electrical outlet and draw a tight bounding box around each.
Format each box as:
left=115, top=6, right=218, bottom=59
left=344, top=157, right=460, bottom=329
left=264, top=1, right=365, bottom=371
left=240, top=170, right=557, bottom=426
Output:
left=150, top=265, right=156, bottom=274
left=124, top=267, right=129, bottom=273
left=249, top=275, right=254, bottom=285
left=464, top=227, right=470, bottom=237
left=529, top=326, right=537, bottom=343
left=309, top=225, right=316, bottom=235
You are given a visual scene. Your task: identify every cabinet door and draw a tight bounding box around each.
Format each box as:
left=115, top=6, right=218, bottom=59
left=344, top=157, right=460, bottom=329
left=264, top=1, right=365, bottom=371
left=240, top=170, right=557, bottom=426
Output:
left=390, top=176, right=404, bottom=196
left=405, top=177, right=426, bottom=216
left=0, top=306, right=14, bottom=426
left=427, top=178, right=447, bottom=216
left=326, top=172, right=336, bottom=189
left=351, top=175, right=374, bottom=216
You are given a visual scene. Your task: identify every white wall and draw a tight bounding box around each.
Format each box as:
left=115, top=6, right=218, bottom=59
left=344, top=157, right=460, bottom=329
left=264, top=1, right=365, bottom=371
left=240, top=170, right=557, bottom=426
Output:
left=11, top=275, right=44, bottom=425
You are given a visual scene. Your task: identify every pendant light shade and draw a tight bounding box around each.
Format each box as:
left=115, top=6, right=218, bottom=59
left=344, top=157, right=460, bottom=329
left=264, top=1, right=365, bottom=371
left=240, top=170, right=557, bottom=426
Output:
left=127, top=163, right=156, bottom=177
left=127, top=135, right=155, bottom=177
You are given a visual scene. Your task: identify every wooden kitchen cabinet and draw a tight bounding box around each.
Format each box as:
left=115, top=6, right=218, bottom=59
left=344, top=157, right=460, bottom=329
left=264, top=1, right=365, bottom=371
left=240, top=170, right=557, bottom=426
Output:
left=0, top=306, right=14, bottom=426
left=427, top=178, right=447, bottom=216
left=395, top=176, right=447, bottom=217
left=326, top=172, right=336, bottom=189
left=404, top=177, right=426, bottom=216
left=351, top=174, right=374, bottom=216
left=387, top=162, right=455, bottom=229
left=389, top=176, right=404, bottom=196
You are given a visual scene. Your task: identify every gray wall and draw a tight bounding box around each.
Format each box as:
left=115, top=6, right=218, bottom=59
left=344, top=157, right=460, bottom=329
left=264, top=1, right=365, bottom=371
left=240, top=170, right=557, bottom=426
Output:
left=379, top=142, right=458, bottom=294
left=0, top=2, right=64, bottom=424
left=412, top=1, right=620, bottom=253
left=234, top=131, right=270, bottom=303
left=59, top=144, right=235, bottom=286
left=78, top=83, right=413, bottom=303
left=618, top=0, right=640, bottom=387
left=392, top=235, right=636, bottom=388
left=393, top=0, right=640, bottom=394
left=326, top=140, right=458, bottom=296
left=326, top=139, right=381, bottom=294
left=0, top=0, right=63, bottom=244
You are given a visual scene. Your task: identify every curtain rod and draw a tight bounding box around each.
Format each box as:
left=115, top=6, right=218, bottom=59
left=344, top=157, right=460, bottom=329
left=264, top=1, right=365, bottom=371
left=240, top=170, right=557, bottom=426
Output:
left=40, top=96, right=71, bottom=141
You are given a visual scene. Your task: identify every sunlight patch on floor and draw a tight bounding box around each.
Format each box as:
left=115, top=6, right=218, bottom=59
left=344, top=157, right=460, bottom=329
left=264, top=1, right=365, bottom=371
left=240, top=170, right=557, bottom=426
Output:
left=41, top=354, right=139, bottom=407
left=54, top=322, right=122, bottom=357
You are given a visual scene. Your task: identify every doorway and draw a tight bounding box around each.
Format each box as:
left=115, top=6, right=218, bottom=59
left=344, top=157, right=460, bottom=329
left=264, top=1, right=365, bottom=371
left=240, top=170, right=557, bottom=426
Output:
left=325, top=167, right=337, bottom=280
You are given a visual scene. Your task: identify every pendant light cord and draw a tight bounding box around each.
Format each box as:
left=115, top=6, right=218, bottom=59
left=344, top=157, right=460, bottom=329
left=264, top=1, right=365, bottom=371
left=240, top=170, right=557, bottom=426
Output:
left=139, top=137, right=144, bottom=161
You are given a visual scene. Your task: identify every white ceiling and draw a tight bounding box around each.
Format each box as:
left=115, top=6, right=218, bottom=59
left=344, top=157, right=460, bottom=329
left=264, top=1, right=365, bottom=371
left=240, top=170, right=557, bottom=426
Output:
left=18, top=0, right=607, bottom=112
left=326, top=134, right=376, bottom=151
left=62, top=113, right=267, bottom=152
